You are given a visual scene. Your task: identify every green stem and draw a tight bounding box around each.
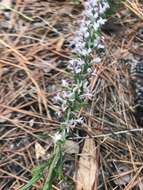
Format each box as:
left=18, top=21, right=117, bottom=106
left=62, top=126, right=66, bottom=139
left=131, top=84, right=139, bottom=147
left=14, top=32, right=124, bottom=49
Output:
left=43, top=143, right=63, bottom=190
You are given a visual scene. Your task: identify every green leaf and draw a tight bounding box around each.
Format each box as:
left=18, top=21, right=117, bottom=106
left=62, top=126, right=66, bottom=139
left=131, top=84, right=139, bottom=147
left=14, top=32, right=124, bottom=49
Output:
left=20, top=174, right=42, bottom=190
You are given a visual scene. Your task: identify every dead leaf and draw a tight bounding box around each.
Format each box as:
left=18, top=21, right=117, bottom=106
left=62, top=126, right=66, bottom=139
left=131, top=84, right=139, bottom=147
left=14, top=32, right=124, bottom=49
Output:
left=76, top=138, right=99, bottom=190
left=56, top=35, right=65, bottom=51
left=64, top=140, right=79, bottom=154
left=35, top=142, right=46, bottom=160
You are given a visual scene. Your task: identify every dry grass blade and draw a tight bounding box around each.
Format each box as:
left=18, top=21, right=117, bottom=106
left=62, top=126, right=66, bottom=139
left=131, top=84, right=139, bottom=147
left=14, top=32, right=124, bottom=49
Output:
left=123, top=0, right=143, bottom=20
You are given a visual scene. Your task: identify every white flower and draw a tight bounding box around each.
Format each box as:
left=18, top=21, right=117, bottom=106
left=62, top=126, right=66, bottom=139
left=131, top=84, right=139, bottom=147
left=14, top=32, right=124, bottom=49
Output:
left=87, top=68, right=92, bottom=73
left=80, top=48, right=90, bottom=56
left=68, top=58, right=85, bottom=72
left=62, top=80, right=68, bottom=87
left=62, top=91, right=69, bottom=99
left=51, top=0, right=109, bottom=149
left=85, top=0, right=97, bottom=8
left=80, top=23, right=88, bottom=33
left=76, top=117, right=84, bottom=124
left=84, top=9, right=94, bottom=17
left=54, top=93, right=62, bottom=102
left=93, top=57, right=101, bottom=63
left=103, top=1, right=110, bottom=9
left=52, top=132, right=63, bottom=143
left=84, top=31, right=90, bottom=38
left=97, top=18, right=107, bottom=26
left=99, top=1, right=110, bottom=14
left=55, top=111, right=62, bottom=118
left=93, top=22, right=100, bottom=30
left=97, top=43, right=105, bottom=49
left=93, top=12, right=99, bottom=19
left=75, top=68, right=82, bottom=73
left=68, top=59, right=77, bottom=69
left=67, top=117, right=84, bottom=127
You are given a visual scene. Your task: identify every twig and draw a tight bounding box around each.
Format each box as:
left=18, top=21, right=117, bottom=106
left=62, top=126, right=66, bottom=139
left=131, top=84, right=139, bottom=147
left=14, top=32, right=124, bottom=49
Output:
left=72, top=128, right=143, bottom=139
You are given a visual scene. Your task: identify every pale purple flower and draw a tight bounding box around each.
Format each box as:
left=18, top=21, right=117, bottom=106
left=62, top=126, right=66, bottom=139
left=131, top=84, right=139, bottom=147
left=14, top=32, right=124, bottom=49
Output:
left=55, top=110, right=62, bottom=118
left=75, top=68, right=82, bottom=74
left=62, top=80, right=68, bottom=88
left=80, top=48, right=92, bottom=56
left=93, top=22, right=100, bottom=30
left=67, top=117, right=84, bottom=127
left=93, top=57, right=102, bottom=64
left=99, top=1, right=110, bottom=14
left=85, top=0, right=97, bottom=8
left=84, top=31, right=90, bottom=38
left=97, top=43, right=105, bottom=49
left=52, top=132, right=63, bottom=143
left=54, top=93, right=63, bottom=102
left=97, top=18, right=107, bottom=26
left=62, top=91, right=69, bottom=99
left=87, top=68, right=92, bottom=73
left=68, top=58, right=84, bottom=72
left=93, top=13, right=99, bottom=19
left=52, top=0, right=110, bottom=146
left=71, top=0, right=109, bottom=56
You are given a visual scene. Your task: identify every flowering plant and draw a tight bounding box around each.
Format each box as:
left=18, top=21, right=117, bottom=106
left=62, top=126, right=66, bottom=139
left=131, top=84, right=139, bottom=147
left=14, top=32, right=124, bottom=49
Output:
left=46, top=0, right=110, bottom=189
left=53, top=0, right=110, bottom=134
left=21, top=1, right=111, bottom=190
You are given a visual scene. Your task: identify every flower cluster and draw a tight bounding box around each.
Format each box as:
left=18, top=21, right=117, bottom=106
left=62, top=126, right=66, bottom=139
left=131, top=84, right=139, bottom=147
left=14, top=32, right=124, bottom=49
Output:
left=69, top=0, right=109, bottom=70
left=53, top=0, right=110, bottom=143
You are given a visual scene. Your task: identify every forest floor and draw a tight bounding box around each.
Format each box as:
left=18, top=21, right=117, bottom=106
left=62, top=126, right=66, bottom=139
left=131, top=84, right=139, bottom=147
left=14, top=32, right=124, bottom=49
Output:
left=0, top=0, right=143, bottom=190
